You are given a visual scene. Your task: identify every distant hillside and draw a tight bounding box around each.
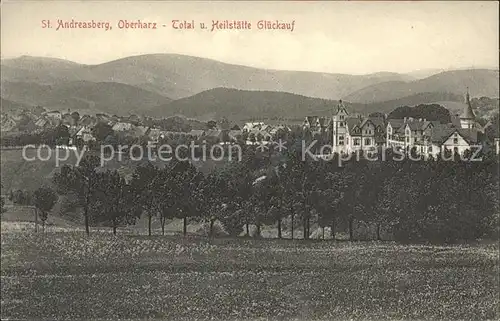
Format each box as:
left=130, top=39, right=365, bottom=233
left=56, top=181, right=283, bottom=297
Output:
left=1, top=82, right=483, bottom=123
left=2, top=54, right=497, bottom=118
left=1, top=56, right=85, bottom=86
left=1, top=54, right=414, bottom=100
left=1, top=81, right=172, bottom=115
left=345, top=69, right=499, bottom=103
left=1, top=98, right=31, bottom=114
left=405, top=68, right=445, bottom=79
left=432, top=101, right=468, bottom=115
left=1, top=55, right=82, bottom=70
left=149, top=87, right=375, bottom=121
left=148, top=88, right=479, bottom=121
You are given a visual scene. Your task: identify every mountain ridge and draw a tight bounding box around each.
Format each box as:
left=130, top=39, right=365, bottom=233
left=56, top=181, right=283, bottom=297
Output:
left=345, top=69, right=499, bottom=103
left=1, top=54, right=416, bottom=100
left=1, top=80, right=172, bottom=115
left=1, top=54, right=498, bottom=120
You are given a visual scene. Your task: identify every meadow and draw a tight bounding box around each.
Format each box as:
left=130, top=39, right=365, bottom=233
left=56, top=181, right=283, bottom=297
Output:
left=1, top=230, right=498, bottom=321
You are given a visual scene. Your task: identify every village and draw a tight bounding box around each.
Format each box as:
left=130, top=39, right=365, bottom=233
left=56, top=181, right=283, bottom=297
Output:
left=1, top=90, right=499, bottom=157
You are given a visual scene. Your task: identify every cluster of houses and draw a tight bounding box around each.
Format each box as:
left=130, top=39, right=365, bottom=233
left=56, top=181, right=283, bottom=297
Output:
left=2, top=90, right=498, bottom=155
left=241, top=122, right=291, bottom=144
left=304, top=105, right=387, bottom=152
left=1, top=107, right=296, bottom=147
left=323, top=91, right=499, bottom=156
left=65, top=115, right=241, bottom=146
left=139, top=122, right=292, bottom=147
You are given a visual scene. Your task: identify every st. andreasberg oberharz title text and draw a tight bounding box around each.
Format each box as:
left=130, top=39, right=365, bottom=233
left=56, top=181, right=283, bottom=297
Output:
left=44, top=19, right=296, bottom=32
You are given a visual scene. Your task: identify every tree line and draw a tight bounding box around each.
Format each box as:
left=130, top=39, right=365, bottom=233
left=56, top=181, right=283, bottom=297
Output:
left=12, top=137, right=490, bottom=243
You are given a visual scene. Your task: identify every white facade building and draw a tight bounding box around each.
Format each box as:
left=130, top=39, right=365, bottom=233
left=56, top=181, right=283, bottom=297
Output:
left=331, top=100, right=385, bottom=154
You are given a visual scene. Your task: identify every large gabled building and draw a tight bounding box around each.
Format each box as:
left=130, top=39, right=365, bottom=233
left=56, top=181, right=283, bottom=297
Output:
left=330, top=100, right=386, bottom=154
left=387, top=118, right=439, bottom=150
left=387, top=119, right=484, bottom=157
left=385, top=91, right=488, bottom=157
left=460, top=88, right=477, bottom=130
left=331, top=100, right=350, bottom=151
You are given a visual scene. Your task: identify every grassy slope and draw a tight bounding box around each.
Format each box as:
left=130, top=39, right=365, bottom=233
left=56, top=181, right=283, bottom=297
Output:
left=1, top=233, right=498, bottom=320
left=1, top=148, right=232, bottom=225
left=0, top=149, right=230, bottom=192
left=1, top=205, right=76, bottom=227
left=0, top=149, right=76, bottom=191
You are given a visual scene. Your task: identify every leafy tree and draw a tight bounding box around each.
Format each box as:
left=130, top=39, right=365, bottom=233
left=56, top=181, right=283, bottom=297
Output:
left=103, top=134, right=119, bottom=148
left=311, top=170, right=344, bottom=240
left=17, top=114, right=33, bottom=132
left=219, top=117, right=230, bottom=130
left=33, top=186, right=58, bottom=232
left=198, top=170, right=229, bottom=237
left=92, top=122, right=114, bottom=142
left=154, top=161, right=198, bottom=236
left=268, top=169, right=287, bottom=239
left=372, top=176, right=398, bottom=240
left=174, top=162, right=202, bottom=236
left=130, top=162, right=160, bottom=236
left=369, top=112, right=385, bottom=118
left=0, top=183, right=5, bottom=214
left=10, top=189, right=32, bottom=206
left=41, top=125, right=70, bottom=146
left=94, top=170, right=139, bottom=234
left=388, top=104, right=451, bottom=123
left=252, top=174, right=275, bottom=238
left=248, top=132, right=256, bottom=144
left=336, top=158, right=371, bottom=241
left=484, top=112, right=499, bottom=141
left=53, top=154, right=101, bottom=235
left=206, top=120, right=217, bottom=130
left=71, top=111, right=80, bottom=125
left=33, top=105, right=46, bottom=116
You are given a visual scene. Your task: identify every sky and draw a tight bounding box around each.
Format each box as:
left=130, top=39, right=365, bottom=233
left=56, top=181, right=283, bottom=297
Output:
left=1, top=1, right=498, bottom=74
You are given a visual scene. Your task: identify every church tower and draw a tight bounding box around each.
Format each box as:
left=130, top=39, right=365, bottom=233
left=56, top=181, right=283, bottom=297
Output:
left=460, top=88, right=476, bottom=130
left=332, top=100, right=349, bottom=151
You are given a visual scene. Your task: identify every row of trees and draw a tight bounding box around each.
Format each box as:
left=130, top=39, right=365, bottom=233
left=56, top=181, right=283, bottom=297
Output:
left=46, top=138, right=499, bottom=242
left=387, top=104, right=452, bottom=124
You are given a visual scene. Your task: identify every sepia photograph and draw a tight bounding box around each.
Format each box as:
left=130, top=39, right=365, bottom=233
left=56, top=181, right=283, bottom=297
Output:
left=1, top=1, right=499, bottom=320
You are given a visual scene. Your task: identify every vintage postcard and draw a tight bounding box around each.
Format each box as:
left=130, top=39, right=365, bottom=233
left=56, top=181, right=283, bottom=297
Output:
left=1, top=1, right=499, bottom=320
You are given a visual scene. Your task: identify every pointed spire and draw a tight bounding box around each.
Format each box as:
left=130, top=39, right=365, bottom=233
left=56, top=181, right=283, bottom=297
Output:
left=335, top=99, right=347, bottom=114
left=332, top=98, right=349, bottom=117
left=461, top=87, right=475, bottom=120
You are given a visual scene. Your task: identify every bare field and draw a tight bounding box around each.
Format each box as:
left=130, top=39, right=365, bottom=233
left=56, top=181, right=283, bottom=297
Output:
left=1, top=232, right=499, bottom=321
